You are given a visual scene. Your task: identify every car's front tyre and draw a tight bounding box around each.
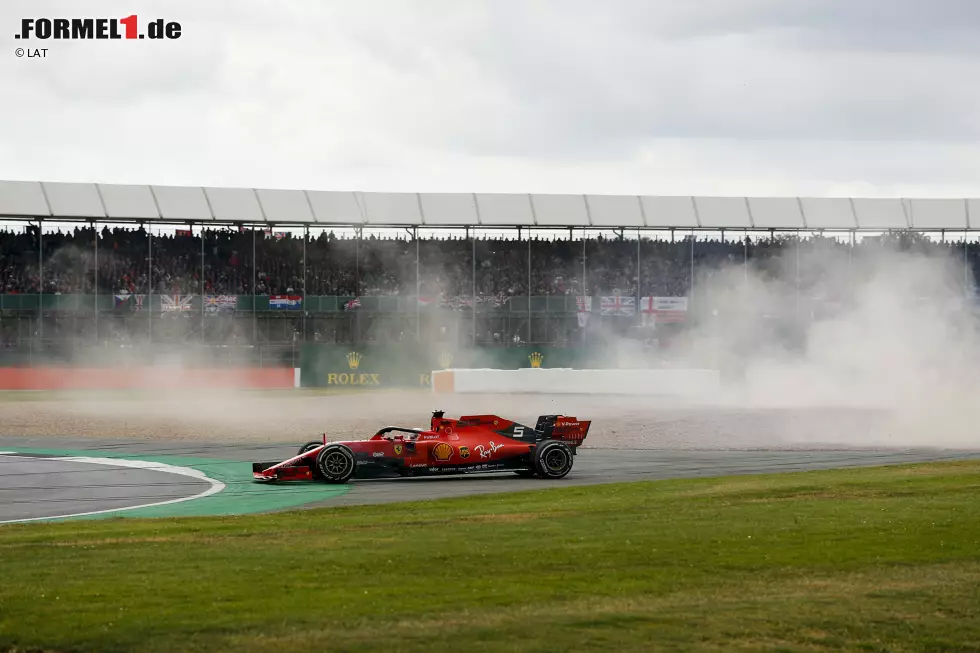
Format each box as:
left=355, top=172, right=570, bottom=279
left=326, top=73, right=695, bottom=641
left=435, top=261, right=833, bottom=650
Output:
left=315, top=444, right=356, bottom=484
left=298, top=441, right=323, bottom=456
left=299, top=441, right=324, bottom=479
left=532, top=440, right=574, bottom=479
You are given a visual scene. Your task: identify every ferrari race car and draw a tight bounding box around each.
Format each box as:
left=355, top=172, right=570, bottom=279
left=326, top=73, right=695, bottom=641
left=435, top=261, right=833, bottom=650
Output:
left=252, top=410, right=590, bottom=484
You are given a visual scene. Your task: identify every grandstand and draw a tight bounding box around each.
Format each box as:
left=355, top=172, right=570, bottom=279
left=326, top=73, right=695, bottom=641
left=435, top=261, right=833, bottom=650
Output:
left=1, top=180, right=979, bottom=375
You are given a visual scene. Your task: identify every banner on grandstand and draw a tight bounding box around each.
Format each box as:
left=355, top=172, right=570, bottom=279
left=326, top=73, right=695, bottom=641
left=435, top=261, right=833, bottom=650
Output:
left=441, top=296, right=474, bottom=310
left=343, top=298, right=361, bottom=310
left=270, top=295, right=302, bottom=310
left=479, top=293, right=509, bottom=308
left=114, top=293, right=145, bottom=312
left=600, top=296, right=635, bottom=316
left=417, top=295, right=505, bottom=309
left=576, top=296, right=592, bottom=328
left=640, top=297, right=688, bottom=324
left=161, top=295, right=194, bottom=312
left=205, top=295, right=237, bottom=315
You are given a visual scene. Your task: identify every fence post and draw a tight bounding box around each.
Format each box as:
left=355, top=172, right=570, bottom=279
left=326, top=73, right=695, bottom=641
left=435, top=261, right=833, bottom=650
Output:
left=37, top=219, right=43, bottom=347
left=148, top=225, right=153, bottom=343
left=415, top=228, right=420, bottom=343
left=201, top=226, right=206, bottom=343
left=471, top=227, right=476, bottom=345
left=252, top=227, right=257, bottom=345
left=527, top=232, right=531, bottom=344
left=636, top=228, right=641, bottom=327
left=303, top=225, right=308, bottom=343
left=93, top=221, right=98, bottom=343
left=581, top=235, right=586, bottom=344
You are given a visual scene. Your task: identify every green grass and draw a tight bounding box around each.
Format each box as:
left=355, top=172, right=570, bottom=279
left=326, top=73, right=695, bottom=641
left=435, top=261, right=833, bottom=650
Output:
left=3, top=461, right=980, bottom=652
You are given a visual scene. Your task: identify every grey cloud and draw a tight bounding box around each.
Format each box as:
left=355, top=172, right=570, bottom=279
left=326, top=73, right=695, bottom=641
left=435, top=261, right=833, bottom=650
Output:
left=425, top=0, right=980, bottom=157
left=3, top=0, right=980, bottom=196
left=624, top=0, right=980, bottom=48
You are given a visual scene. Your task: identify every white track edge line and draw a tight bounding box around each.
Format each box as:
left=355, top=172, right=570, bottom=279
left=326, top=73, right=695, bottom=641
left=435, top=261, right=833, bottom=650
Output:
left=0, top=454, right=226, bottom=525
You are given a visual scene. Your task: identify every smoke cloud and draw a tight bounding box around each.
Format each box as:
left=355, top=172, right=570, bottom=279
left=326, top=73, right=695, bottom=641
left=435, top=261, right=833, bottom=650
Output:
left=666, top=236, right=980, bottom=448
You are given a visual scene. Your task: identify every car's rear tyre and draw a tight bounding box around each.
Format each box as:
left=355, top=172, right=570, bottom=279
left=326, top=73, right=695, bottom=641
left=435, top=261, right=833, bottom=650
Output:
left=532, top=440, right=574, bottom=479
left=315, top=444, right=356, bottom=484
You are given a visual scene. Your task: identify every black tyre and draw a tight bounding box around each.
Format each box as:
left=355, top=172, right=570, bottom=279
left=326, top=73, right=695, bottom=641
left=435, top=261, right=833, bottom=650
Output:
left=315, top=444, right=357, bottom=484
left=532, top=440, right=574, bottom=479
left=298, top=441, right=323, bottom=456
left=299, top=441, right=324, bottom=479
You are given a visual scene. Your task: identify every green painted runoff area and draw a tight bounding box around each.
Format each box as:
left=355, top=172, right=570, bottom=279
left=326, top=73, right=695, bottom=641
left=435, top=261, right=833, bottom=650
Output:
left=6, top=447, right=348, bottom=520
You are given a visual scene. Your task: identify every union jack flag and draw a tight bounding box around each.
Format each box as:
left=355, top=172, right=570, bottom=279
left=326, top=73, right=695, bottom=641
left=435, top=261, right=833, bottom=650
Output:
left=600, top=296, right=635, bottom=316
left=161, top=295, right=193, bottom=312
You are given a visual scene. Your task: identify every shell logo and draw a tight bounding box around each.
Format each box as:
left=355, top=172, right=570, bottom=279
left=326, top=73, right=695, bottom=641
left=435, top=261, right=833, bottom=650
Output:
left=432, top=442, right=453, bottom=461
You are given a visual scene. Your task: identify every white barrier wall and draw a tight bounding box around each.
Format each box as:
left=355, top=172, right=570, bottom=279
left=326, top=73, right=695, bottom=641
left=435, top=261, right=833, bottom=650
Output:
left=432, top=368, right=720, bottom=398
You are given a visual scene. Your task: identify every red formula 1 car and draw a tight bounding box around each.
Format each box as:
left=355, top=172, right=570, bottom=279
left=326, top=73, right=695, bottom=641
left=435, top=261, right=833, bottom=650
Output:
left=252, top=410, right=590, bottom=484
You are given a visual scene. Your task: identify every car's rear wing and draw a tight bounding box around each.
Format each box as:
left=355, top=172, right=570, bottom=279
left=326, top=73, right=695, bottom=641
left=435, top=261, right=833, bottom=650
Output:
left=534, top=415, right=590, bottom=448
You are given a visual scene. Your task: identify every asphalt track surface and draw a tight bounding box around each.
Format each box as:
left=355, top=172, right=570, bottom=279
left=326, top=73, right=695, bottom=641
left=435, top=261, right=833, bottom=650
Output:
left=0, top=451, right=213, bottom=522
left=3, top=435, right=980, bottom=521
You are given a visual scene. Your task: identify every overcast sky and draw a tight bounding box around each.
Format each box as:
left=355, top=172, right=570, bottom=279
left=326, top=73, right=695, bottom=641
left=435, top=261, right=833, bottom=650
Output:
left=2, top=0, right=980, bottom=198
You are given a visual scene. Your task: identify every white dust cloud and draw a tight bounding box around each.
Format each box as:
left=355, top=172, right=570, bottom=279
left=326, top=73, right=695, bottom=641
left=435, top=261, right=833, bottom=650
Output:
left=664, top=235, right=980, bottom=447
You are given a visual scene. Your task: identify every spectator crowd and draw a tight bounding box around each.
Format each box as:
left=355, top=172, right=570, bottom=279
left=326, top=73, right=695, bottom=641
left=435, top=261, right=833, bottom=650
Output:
left=1, top=225, right=979, bottom=301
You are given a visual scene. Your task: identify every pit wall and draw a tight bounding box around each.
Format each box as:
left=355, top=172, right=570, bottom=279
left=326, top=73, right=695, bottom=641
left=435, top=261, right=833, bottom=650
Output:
left=0, top=367, right=300, bottom=390
left=431, top=368, right=720, bottom=397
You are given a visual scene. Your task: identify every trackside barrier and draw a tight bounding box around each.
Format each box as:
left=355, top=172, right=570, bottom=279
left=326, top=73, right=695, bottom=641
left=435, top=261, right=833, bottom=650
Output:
left=431, top=368, right=720, bottom=397
left=0, top=367, right=302, bottom=390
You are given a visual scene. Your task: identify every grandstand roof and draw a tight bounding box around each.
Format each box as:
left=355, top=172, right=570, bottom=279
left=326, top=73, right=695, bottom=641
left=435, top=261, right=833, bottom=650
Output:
left=1, top=180, right=978, bottom=230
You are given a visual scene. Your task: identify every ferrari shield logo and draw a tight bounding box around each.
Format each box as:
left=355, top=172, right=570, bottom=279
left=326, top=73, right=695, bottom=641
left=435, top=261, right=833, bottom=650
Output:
left=432, top=442, right=453, bottom=461
left=458, top=446, right=469, bottom=459
left=393, top=444, right=403, bottom=456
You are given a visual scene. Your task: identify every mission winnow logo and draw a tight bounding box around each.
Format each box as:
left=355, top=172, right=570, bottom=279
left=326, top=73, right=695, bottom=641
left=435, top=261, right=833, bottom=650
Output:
left=15, top=16, right=182, bottom=40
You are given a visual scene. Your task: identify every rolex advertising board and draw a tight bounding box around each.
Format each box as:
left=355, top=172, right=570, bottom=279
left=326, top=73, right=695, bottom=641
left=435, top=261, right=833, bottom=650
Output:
left=299, top=344, right=602, bottom=388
